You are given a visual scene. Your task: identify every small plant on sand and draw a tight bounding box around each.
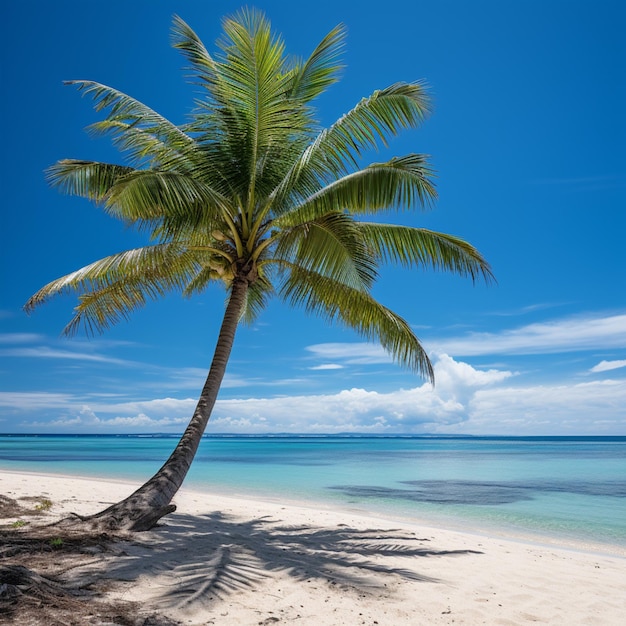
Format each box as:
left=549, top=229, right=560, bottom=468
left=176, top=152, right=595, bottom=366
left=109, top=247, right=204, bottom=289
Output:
left=35, top=498, right=53, bottom=512
left=49, top=537, right=64, bottom=549
left=10, top=519, right=28, bottom=528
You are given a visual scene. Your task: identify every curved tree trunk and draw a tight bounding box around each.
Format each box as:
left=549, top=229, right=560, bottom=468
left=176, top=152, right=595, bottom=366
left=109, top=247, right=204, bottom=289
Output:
left=61, top=278, right=250, bottom=532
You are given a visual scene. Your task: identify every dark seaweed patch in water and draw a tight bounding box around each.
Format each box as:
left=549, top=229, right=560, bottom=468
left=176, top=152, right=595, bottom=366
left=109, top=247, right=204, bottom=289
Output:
left=402, top=479, right=626, bottom=499
left=329, top=479, right=626, bottom=506
left=329, top=481, right=532, bottom=505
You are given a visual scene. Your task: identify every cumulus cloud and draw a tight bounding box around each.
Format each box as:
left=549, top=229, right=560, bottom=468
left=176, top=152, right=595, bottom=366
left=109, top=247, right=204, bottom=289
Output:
left=7, top=355, right=513, bottom=433
left=207, top=354, right=514, bottom=434
left=30, top=407, right=191, bottom=431
left=24, top=398, right=196, bottom=431
left=463, top=379, right=626, bottom=435
left=4, top=346, right=624, bottom=436
left=590, top=359, right=626, bottom=373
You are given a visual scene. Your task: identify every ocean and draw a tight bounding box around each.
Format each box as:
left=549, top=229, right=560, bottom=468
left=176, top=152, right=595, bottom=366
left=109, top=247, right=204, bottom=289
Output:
left=1, top=434, right=625, bottom=549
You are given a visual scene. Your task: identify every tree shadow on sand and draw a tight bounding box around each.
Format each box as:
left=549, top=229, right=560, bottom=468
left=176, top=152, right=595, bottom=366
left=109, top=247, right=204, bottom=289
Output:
left=61, top=510, right=482, bottom=616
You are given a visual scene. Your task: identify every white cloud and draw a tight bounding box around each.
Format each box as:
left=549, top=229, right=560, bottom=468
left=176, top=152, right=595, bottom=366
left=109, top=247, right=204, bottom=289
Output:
left=0, top=391, right=77, bottom=410
left=207, top=368, right=622, bottom=437
left=31, top=406, right=191, bottom=430
left=309, top=364, right=344, bottom=371
left=463, top=379, right=626, bottom=435
left=4, top=350, right=624, bottom=436
left=431, top=353, right=515, bottom=392
left=304, top=313, right=626, bottom=370
left=306, top=343, right=391, bottom=364
left=4, top=355, right=511, bottom=433
left=0, top=346, right=136, bottom=366
left=488, top=302, right=565, bottom=317
left=0, top=333, right=42, bottom=344
left=590, top=359, right=626, bottom=373
left=88, top=397, right=197, bottom=415
left=0, top=334, right=142, bottom=369
left=428, top=313, right=626, bottom=356
left=161, top=367, right=307, bottom=392
left=207, top=354, right=514, bottom=434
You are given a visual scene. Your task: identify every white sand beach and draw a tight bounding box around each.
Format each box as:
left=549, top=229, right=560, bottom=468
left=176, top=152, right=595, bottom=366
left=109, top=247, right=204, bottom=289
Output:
left=1, top=470, right=625, bottom=625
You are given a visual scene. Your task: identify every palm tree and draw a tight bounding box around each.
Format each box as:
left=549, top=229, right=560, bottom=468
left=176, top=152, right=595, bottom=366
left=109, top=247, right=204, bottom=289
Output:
left=25, top=10, right=493, bottom=531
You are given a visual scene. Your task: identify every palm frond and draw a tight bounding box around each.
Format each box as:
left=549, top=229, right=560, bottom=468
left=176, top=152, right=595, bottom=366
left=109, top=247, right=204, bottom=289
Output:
left=30, top=12, right=491, bottom=389
left=275, top=212, right=377, bottom=289
left=182, top=264, right=219, bottom=297
left=279, top=265, right=433, bottom=381
left=62, top=280, right=154, bottom=336
left=171, top=15, right=218, bottom=87
left=87, top=120, right=197, bottom=173
left=69, top=80, right=198, bottom=169
left=24, top=244, right=200, bottom=326
left=216, top=9, right=311, bottom=206
left=270, top=82, right=431, bottom=209
left=46, top=160, right=135, bottom=202
left=275, top=154, right=436, bottom=226
left=359, top=224, right=495, bottom=283
left=286, top=24, right=345, bottom=102
left=102, top=170, right=230, bottom=231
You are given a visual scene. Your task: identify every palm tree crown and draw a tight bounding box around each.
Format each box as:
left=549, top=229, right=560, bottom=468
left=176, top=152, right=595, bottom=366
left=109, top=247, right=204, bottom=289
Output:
left=27, top=9, right=493, bottom=384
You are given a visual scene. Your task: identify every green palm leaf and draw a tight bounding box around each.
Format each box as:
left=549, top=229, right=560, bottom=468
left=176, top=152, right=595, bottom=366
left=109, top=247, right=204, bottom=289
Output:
left=171, top=15, right=219, bottom=87
left=279, top=265, right=433, bottom=381
left=25, top=244, right=201, bottom=335
left=276, top=154, right=436, bottom=227
left=69, top=80, right=198, bottom=169
left=46, top=159, right=134, bottom=202
left=102, top=170, right=230, bottom=228
left=359, top=224, right=495, bottom=283
left=270, top=82, right=431, bottom=211
left=286, top=24, right=345, bottom=102
left=274, top=211, right=377, bottom=289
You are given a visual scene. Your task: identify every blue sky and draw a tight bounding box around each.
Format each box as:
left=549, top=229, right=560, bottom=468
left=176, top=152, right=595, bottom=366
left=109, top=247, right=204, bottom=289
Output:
left=1, top=0, right=624, bottom=435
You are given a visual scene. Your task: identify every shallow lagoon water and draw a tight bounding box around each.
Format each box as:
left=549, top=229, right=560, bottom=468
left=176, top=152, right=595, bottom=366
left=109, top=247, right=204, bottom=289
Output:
left=1, top=434, right=625, bottom=547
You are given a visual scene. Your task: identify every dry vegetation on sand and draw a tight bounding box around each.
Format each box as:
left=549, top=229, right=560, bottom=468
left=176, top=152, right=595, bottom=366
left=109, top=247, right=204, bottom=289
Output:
left=0, top=494, right=178, bottom=625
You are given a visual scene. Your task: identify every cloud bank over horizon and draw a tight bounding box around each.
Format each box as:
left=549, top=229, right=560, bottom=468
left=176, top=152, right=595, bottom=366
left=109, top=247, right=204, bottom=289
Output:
left=2, top=316, right=624, bottom=436
left=0, top=310, right=624, bottom=435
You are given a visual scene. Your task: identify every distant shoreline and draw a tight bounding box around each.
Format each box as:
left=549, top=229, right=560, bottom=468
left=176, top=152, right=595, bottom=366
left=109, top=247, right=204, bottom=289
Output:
left=2, top=432, right=625, bottom=439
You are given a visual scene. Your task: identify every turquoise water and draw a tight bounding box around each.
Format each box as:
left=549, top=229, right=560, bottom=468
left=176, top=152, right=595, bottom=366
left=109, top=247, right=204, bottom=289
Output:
left=1, top=435, right=625, bottom=547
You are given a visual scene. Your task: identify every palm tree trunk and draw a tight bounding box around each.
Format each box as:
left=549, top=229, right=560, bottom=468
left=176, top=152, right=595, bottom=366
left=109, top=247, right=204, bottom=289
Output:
left=65, top=278, right=249, bottom=532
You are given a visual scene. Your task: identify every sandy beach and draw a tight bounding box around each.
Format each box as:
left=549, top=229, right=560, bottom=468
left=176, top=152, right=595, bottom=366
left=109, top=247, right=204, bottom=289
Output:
left=1, top=470, right=625, bottom=625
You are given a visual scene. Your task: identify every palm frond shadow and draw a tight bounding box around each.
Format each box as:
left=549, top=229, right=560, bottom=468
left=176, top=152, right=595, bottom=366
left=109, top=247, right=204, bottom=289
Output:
left=62, top=511, right=482, bottom=613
